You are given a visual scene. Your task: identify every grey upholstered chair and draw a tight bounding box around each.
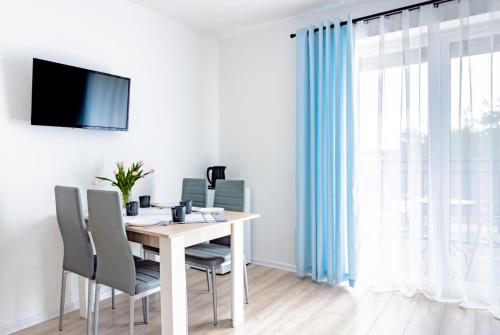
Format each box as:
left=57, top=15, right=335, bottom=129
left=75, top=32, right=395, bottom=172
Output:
left=185, top=179, right=249, bottom=325
left=182, top=177, right=208, bottom=207
left=55, top=186, right=118, bottom=334
left=55, top=186, right=95, bottom=335
left=87, top=190, right=161, bottom=335
left=143, top=177, right=207, bottom=257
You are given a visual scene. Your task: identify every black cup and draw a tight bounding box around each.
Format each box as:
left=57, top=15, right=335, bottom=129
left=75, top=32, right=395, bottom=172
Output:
left=126, top=201, right=139, bottom=216
left=139, top=195, right=151, bottom=208
left=180, top=200, right=192, bottom=214
left=171, top=205, right=186, bottom=223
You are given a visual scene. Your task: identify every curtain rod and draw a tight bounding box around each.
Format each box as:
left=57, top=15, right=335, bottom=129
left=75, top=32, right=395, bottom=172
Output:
left=289, top=0, right=455, bottom=38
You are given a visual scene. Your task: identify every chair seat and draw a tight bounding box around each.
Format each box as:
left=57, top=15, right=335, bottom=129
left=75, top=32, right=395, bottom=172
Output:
left=134, top=259, right=161, bottom=294
left=185, top=243, right=231, bottom=268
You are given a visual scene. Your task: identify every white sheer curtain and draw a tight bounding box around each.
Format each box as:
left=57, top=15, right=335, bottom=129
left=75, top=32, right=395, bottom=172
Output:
left=355, top=0, right=500, bottom=316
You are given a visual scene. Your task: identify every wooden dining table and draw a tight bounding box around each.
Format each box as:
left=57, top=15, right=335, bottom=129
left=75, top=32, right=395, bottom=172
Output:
left=81, top=208, right=259, bottom=335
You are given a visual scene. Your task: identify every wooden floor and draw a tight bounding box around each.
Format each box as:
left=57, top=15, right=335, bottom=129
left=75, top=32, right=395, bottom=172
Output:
left=14, top=264, right=500, bottom=335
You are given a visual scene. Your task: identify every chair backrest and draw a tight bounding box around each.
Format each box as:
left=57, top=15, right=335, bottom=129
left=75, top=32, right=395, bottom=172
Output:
left=87, top=190, right=136, bottom=295
left=211, top=179, right=245, bottom=246
left=55, top=186, right=95, bottom=278
left=213, top=179, right=245, bottom=211
left=182, top=178, right=207, bottom=208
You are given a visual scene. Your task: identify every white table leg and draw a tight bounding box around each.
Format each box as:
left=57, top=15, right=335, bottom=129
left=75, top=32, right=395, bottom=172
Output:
left=231, top=222, right=244, bottom=327
left=160, top=236, right=187, bottom=335
left=78, top=276, right=89, bottom=319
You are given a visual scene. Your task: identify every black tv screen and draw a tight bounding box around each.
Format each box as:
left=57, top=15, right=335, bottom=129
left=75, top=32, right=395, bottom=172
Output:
left=31, top=58, right=130, bottom=131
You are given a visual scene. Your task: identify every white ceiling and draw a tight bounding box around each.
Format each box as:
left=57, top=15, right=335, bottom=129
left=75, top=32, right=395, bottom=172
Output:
left=129, top=0, right=355, bottom=39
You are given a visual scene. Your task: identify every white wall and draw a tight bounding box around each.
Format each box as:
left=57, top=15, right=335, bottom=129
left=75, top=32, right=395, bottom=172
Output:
left=218, top=0, right=418, bottom=271
left=0, top=0, right=219, bottom=332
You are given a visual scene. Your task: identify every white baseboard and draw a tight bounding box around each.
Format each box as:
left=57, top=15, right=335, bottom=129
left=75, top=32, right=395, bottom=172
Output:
left=2, top=287, right=113, bottom=335
left=2, top=299, right=80, bottom=335
left=251, top=257, right=296, bottom=272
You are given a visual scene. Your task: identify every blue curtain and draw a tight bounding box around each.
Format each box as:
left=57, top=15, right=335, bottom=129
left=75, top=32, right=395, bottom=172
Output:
left=295, top=16, right=357, bottom=286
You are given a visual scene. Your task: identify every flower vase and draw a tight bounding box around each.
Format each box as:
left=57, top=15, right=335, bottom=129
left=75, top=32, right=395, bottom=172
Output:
left=122, top=190, right=131, bottom=208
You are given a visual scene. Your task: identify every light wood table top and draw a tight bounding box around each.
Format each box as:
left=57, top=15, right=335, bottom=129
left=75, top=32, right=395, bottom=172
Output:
left=123, top=210, right=259, bottom=249
left=125, top=210, right=260, bottom=239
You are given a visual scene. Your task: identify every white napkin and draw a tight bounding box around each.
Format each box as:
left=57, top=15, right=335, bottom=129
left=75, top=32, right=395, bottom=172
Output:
left=197, top=207, right=224, bottom=214
left=183, top=213, right=221, bottom=223
left=125, top=217, right=168, bottom=227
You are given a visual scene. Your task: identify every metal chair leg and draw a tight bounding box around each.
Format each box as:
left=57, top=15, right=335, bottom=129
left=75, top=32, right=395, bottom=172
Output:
left=243, top=255, right=249, bottom=304
left=111, top=288, right=115, bottom=309
left=211, top=266, right=217, bottom=326
left=93, top=284, right=101, bottom=335
left=59, top=269, right=67, bottom=331
left=129, top=296, right=135, bottom=335
left=86, top=279, right=94, bottom=335
left=142, top=296, right=149, bottom=324
left=206, top=268, right=212, bottom=292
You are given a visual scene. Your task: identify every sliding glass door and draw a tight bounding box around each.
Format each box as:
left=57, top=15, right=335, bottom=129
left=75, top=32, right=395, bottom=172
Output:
left=354, top=0, right=500, bottom=315
left=448, top=45, right=500, bottom=284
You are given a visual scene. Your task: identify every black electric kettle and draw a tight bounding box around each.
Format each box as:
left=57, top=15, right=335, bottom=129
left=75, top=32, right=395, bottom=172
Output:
left=207, top=166, right=226, bottom=189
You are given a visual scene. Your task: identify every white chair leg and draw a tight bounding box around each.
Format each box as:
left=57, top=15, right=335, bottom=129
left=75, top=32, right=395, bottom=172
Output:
left=86, top=279, right=94, bottom=335
left=59, top=269, right=67, bottom=331
left=129, top=296, right=135, bottom=335
left=93, top=284, right=101, bottom=335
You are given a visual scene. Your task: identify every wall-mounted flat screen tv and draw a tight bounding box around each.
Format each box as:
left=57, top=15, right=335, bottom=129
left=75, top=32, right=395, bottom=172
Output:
left=31, top=58, right=130, bottom=131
